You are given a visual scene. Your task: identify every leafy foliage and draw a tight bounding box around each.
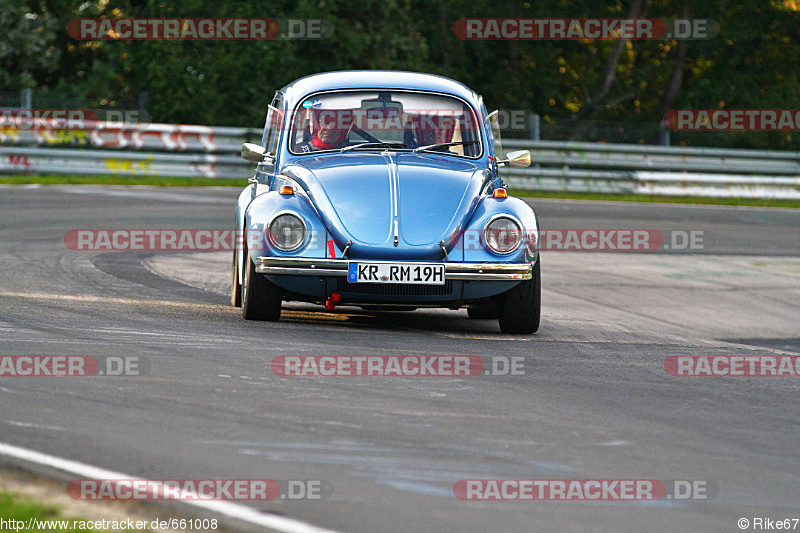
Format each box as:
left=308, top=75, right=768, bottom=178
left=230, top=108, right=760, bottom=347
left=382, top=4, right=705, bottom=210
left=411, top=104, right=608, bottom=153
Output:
left=4, top=0, right=799, bottom=147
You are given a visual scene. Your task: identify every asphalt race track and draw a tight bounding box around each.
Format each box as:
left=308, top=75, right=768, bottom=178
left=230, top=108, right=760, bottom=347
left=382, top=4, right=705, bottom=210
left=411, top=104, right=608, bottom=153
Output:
left=1, top=185, right=799, bottom=532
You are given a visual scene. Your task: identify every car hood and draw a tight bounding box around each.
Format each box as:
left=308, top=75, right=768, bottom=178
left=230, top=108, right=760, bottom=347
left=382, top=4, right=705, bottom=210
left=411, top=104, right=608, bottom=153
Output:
left=282, top=152, right=488, bottom=259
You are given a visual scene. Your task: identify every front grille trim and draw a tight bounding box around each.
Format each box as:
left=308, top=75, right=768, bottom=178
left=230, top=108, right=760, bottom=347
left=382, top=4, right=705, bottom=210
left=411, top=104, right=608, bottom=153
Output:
left=336, top=278, right=454, bottom=296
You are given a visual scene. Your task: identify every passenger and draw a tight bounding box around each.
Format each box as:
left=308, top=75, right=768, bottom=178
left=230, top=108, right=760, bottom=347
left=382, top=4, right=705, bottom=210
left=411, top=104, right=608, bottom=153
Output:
left=417, top=115, right=456, bottom=148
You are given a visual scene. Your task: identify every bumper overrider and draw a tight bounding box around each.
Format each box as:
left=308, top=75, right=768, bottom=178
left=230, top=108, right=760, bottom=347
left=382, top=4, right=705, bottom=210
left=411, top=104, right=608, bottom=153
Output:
left=254, top=257, right=532, bottom=281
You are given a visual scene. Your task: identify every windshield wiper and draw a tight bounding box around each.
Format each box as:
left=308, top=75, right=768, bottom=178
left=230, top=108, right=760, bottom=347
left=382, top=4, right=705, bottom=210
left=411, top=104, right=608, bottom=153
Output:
left=412, top=140, right=478, bottom=153
left=340, top=141, right=406, bottom=152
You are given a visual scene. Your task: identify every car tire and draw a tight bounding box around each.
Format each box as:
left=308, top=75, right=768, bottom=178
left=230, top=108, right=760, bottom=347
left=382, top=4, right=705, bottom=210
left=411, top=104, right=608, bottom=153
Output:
left=231, top=249, right=241, bottom=308
left=497, top=259, right=540, bottom=334
left=467, top=302, right=498, bottom=319
left=241, top=247, right=282, bottom=321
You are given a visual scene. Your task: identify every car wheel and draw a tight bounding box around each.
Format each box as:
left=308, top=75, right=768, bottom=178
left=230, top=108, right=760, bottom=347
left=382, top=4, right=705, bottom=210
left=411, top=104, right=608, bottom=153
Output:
left=497, top=259, right=540, bottom=334
left=231, top=249, right=241, bottom=307
left=467, top=302, right=498, bottom=319
left=241, top=247, right=282, bottom=321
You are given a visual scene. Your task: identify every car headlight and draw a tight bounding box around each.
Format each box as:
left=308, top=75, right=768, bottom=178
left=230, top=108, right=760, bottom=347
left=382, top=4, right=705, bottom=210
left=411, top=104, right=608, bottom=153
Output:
left=267, top=213, right=306, bottom=251
left=484, top=216, right=522, bottom=254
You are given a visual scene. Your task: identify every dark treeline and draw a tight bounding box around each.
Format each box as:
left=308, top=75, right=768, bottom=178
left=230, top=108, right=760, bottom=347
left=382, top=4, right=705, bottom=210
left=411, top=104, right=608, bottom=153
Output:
left=3, top=0, right=799, bottom=148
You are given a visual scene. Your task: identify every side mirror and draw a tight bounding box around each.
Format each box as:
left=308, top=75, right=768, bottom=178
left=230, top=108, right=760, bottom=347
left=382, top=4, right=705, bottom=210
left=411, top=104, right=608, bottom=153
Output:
left=241, top=143, right=266, bottom=162
left=498, top=150, right=531, bottom=168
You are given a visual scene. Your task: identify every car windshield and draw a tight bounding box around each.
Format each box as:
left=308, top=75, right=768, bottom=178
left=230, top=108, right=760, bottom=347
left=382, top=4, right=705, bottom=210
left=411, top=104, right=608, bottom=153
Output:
left=288, top=90, right=482, bottom=157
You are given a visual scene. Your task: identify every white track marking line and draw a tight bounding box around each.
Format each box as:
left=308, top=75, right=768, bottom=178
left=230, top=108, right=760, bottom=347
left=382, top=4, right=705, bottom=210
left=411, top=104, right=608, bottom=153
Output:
left=526, top=197, right=800, bottom=212
left=4, top=421, right=65, bottom=431
left=0, top=442, right=346, bottom=533
left=0, top=291, right=224, bottom=309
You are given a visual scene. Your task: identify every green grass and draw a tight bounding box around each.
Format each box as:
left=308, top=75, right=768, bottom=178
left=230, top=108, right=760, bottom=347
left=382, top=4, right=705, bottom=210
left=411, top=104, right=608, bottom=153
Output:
left=0, top=174, right=245, bottom=187
left=509, top=189, right=800, bottom=208
left=0, top=490, right=145, bottom=532
left=1, top=174, right=797, bottom=208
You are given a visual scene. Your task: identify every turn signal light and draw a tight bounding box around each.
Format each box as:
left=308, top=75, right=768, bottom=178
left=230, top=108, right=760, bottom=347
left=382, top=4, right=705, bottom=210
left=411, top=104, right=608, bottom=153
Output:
left=279, top=185, right=295, bottom=195
left=492, top=189, right=508, bottom=198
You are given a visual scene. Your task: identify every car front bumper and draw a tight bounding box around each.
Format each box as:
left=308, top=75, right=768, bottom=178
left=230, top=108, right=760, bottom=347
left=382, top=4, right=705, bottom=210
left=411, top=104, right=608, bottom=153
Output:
left=254, top=257, right=532, bottom=281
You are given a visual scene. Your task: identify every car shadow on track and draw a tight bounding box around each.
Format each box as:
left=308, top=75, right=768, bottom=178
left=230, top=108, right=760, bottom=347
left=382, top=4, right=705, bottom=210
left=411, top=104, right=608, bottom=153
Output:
left=279, top=305, right=506, bottom=335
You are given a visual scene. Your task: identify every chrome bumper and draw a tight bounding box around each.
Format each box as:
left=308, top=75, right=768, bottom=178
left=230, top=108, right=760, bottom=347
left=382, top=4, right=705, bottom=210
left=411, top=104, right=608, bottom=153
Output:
left=254, top=257, right=532, bottom=281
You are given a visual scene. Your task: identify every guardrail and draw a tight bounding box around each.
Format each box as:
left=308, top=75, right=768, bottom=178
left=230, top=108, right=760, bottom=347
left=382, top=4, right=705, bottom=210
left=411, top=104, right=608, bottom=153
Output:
left=502, top=139, right=800, bottom=199
left=0, top=121, right=257, bottom=178
left=0, top=146, right=248, bottom=179
left=1, top=121, right=798, bottom=199
left=0, top=121, right=260, bottom=152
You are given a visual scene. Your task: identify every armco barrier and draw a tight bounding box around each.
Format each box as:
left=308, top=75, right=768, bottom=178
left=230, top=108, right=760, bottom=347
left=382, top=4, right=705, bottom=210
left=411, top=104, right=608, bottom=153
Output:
left=0, top=121, right=256, bottom=178
left=0, top=146, right=249, bottom=179
left=0, top=121, right=259, bottom=152
left=0, top=121, right=798, bottom=198
left=502, top=139, right=800, bottom=199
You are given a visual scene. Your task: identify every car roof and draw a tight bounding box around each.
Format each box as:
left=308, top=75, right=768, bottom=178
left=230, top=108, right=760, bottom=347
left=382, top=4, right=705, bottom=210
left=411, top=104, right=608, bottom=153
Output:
left=279, top=70, right=481, bottom=108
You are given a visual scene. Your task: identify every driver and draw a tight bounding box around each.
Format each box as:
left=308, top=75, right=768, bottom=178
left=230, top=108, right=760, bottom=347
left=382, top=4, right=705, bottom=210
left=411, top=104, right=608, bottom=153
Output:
left=298, top=109, right=353, bottom=152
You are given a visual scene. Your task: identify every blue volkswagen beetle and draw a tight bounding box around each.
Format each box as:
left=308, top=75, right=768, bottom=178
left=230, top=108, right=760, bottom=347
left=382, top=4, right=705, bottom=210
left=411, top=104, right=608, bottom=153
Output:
left=232, top=71, right=540, bottom=333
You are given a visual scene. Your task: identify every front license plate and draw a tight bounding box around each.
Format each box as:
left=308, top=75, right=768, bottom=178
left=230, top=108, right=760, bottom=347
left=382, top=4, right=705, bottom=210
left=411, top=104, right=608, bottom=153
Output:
left=348, top=262, right=445, bottom=285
